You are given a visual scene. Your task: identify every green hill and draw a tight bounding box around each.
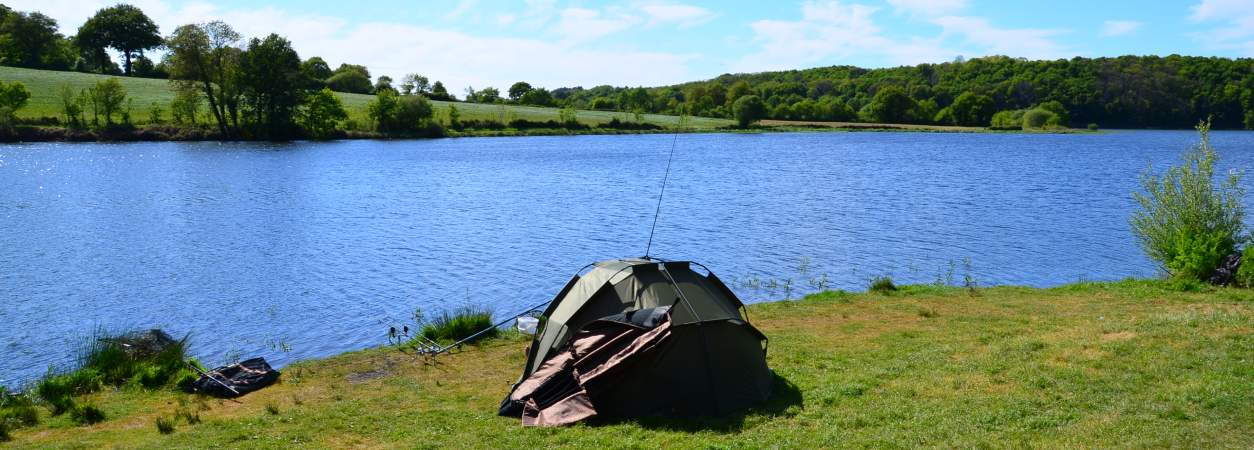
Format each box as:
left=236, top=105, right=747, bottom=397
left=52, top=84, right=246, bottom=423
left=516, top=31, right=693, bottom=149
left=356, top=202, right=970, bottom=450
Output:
left=3, top=281, right=1251, bottom=448
left=0, top=66, right=732, bottom=130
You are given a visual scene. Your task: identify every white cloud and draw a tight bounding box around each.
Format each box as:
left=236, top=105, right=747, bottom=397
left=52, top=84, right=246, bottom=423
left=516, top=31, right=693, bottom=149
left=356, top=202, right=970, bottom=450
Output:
left=733, top=1, right=955, bottom=72
left=1188, top=0, right=1254, bottom=55
left=638, top=2, right=715, bottom=27
left=932, top=15, right=1069, bottom=60
left=6, top=0, right=701, bottom=92
left=1100, top=20, right=1141, bottom=37
left=733, top=1, right=1071, bottom=73
left=885, top=0, right=967, bottom=17
left=552, top=7, right=640, bottom=43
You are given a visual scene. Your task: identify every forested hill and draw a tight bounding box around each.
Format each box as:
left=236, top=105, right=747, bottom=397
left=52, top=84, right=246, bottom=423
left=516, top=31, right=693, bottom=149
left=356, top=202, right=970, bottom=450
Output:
left=556, top=55, right=1254, bottom=130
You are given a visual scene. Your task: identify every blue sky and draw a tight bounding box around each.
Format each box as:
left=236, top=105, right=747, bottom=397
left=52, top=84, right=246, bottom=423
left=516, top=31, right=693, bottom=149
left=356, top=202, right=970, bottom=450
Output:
left=12, top=1, right=1254, bottom=94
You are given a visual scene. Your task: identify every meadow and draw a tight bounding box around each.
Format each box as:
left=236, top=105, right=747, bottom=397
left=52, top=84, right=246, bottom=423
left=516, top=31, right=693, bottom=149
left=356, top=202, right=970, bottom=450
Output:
left=0, top=66, right=733, bottom=131
left=4, top=280, right=1251, bottom=448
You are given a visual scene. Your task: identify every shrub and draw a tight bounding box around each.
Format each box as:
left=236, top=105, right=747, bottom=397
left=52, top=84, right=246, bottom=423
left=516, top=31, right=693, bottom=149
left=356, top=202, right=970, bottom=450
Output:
left=69, top=404, right=105, bottom=425
left=1131, top=121, right=1246, bottom=281
left=868, top=276, right=897, bottom=294
left=420, top=306, right=496, bottom=343
left=1238, top=246, right=1254, bottom=287
left=36, top=373, right=77, bottom=415
left=990, top=109, right=1024, bottom=130
left=1022, top=108, right=1059, bottom=129
left=155, top=417, right=175, bottom=434
left=1087, top=123, right=1099, bottom=131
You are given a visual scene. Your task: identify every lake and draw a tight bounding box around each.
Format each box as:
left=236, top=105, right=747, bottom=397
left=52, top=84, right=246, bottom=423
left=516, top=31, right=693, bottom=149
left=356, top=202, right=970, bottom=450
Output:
left=2, top=130, right=1252, bottom=386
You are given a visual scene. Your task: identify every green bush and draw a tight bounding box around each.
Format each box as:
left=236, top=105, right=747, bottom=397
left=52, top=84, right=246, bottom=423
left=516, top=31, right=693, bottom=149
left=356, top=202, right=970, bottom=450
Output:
left=1237, top=247, right=1254, bottom=287
left=69, top=404, right=105, bottom=425
left=36, top=373, right=78, bottom=416
left=1022, top=108, right=1059, bottom=129
left=1, top=388, right=40, bottom=429
left=420, top=307, right=497, bottom=343
left=1131, top=121, right=1247, bottom=281
left=989, top=109, right=1024, bottom=129
left=1087, top=123, right=1099, bottom=131
left=868, top=276, right=898, bottom=294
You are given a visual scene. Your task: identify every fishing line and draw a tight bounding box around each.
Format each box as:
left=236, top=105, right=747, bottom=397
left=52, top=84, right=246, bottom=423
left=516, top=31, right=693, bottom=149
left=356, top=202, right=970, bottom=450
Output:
left=643, top=122, right=682, bottom=259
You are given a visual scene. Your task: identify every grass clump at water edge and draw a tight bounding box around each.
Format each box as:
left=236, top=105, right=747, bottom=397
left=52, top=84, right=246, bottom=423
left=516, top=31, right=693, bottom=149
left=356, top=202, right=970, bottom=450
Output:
left=419, top=306, right=498, bottom=343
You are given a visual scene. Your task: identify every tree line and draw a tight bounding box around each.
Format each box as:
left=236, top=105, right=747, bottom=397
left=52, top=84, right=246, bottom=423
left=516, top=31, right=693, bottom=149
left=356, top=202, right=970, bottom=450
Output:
left=4, top=3, right=1253, bottom=133
left=553, top=55, right=1254, bottom=130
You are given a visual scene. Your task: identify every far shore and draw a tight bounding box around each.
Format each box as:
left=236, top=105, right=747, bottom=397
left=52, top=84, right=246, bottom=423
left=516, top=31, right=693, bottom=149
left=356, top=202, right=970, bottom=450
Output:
left=1, top=120, right=1096, bottom=144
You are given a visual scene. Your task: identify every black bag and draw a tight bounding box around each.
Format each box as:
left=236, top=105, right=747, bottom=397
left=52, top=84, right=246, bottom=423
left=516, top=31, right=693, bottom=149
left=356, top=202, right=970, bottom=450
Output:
left=187, top=357, right=280, bottom=398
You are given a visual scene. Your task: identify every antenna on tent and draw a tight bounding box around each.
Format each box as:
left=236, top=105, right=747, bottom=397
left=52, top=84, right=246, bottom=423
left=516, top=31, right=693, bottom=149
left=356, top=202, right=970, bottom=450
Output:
left=643, top=119, right=682, bottom=259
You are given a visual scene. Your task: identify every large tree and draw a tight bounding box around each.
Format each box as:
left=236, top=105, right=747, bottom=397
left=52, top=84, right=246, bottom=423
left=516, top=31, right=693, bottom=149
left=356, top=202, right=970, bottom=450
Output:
left=867, top=86, right=918, bottom=124
left=0, top=8, right=73, bottom=69
left=732, top=95, right=766, bottom=128
left=508, top=81, right=532, bottom=102
left=237, top=33, right=306, bottom=138
left=76, top=4, right=162, bottom=76
left=165, top=21, right=243, bottom=135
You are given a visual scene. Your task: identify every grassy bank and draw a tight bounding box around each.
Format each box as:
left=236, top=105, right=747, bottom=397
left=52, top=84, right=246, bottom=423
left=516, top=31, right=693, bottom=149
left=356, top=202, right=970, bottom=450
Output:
left=4, top=280, right=1251, bottom=448
left=0, top=66, right=731, bottom=131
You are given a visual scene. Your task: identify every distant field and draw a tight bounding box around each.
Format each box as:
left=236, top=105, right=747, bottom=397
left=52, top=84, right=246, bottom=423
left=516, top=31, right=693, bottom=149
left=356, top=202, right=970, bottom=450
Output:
left=0, top=66, right=732, bottom=129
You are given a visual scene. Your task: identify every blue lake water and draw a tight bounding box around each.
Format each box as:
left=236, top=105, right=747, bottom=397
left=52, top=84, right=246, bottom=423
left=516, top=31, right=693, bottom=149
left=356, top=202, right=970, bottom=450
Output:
left=2, top=130, right=1252, bottom=385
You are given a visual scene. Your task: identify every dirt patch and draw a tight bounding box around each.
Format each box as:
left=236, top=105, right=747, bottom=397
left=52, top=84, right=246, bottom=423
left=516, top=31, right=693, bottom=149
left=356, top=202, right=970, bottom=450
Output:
left=345, top=368, right=392, bottom=384
left=1100, top=331, right=1137, bottom=342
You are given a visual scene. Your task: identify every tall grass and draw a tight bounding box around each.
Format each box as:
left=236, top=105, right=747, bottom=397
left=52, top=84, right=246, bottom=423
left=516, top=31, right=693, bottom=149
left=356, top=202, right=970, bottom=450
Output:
left=420, top=307, right=497, bottom=343
left=34, top=328, right=198, bottom=423
left=1131, top=121, right=1247, bottom=281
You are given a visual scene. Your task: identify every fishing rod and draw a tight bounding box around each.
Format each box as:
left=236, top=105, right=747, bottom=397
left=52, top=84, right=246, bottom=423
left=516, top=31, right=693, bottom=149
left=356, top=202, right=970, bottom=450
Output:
left=185, top=360, right=240, bottom=396
left=422, top=297, right=552, bottom=355
left=643, top=120, right=683, bottom=259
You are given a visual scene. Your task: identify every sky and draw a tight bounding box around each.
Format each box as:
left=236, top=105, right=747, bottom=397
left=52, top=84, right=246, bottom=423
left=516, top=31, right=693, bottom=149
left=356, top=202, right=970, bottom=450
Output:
left=9, top=0, right=1254, bottom=94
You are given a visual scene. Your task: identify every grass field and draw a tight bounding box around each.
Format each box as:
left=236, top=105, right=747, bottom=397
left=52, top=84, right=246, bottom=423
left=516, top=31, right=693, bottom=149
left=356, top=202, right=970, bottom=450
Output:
left=5, top=280, right=1251, bottom=448
left=0, top=66, right=733, bottom=130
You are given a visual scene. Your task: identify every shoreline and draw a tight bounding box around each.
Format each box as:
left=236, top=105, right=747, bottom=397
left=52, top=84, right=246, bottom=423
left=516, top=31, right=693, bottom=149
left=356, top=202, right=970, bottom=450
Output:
left=0, top=121, right=1098, bottom=143
left=4, top=279, right=1251, bottom=447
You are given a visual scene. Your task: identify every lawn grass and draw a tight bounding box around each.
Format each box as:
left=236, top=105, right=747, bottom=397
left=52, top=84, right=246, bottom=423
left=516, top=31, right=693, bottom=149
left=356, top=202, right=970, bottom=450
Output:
left=4, top=279, right=1251, bottom=448
left=0, top=66, right=733, bottom=130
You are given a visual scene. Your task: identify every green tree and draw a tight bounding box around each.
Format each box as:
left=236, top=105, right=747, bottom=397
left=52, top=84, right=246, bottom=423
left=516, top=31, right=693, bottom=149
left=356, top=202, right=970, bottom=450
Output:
left=367, top=89, right=399, bottom=131
left=1131, top=121, right=1247, bottom=281
left=447, top=103, right=461, bottom=129
left=88, top=78, right=127, bottom=126
left=725, top=80, right=752, bottom=109
left=165, top=21, right=243, bottom=135
left=590, top=97, right=615, bottom=110
left=508, top=82, right=532, bottom=102
left=300, top=57, right=333, bottom=81
left=1036, top=100, right=1070, bottom=126
left=430, top=81, right=453, bottom=101
left=326, top=70, right=372, bottom=94
left=401, top=74, right=430, bottom=96
left=519, top=87, right=554, bottom=106
left=297, top=88, right=347, bottom=139
left=732, top=95, right=766, bottom=128
left=169, top=87, right=201, bottom=125
left=949, top=91, right=995, bottom=126
left=0, top=80, right=31, bottom=129
left=236, top=33, right=306, bottom=138
left=868, top=86, right=917, bottom=123
left=0, top=9, right=69, bottom=69
left=58, top=84, right=85, bottom=127
left=375, top=76, right=395, bottom=93
left=76, top=4, right=162, bottom=76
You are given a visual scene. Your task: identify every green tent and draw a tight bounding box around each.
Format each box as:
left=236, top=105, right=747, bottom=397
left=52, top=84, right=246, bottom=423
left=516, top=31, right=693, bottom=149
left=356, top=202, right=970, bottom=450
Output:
left=499, top=258, right=773, bottom=426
